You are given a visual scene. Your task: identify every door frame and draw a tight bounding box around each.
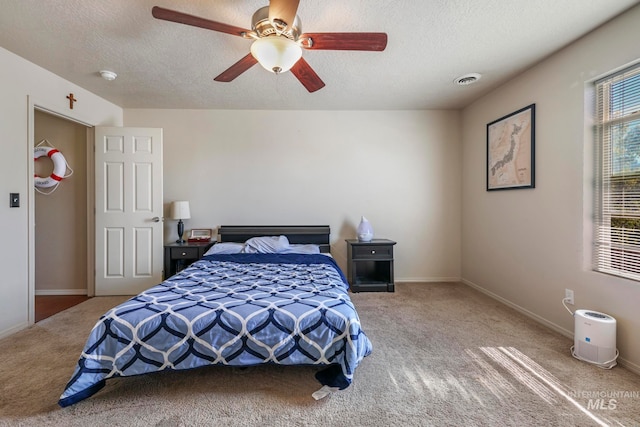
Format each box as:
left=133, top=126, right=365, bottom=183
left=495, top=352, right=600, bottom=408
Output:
left=27, top=97, right=96, bottom=325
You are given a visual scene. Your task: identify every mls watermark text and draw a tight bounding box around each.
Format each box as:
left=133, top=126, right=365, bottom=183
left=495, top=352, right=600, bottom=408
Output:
left=568, top=390, right=640, bottom=411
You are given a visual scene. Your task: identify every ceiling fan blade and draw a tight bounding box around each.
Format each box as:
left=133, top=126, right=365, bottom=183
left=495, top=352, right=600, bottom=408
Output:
left=268, top=0, right=300, bottom=30
left=300, top=33, right=388, bottom=51
left=214, top=54, right=258, bottom=82
left=152, top=6, right=250, bottom=37
left=290, top=58, right=325, bottom=93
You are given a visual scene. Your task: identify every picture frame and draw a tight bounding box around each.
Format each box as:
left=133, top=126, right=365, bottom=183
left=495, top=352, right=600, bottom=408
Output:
left=188, top=228, right=212, bottom=242
left=486, top=103, right=535, bottom=191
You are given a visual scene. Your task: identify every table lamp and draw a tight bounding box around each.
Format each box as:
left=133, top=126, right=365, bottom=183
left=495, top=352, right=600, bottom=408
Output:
left=170, top=201, right=191, bottom=243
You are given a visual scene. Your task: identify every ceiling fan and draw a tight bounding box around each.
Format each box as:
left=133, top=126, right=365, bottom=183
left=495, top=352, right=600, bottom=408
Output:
left=152, top=0, right=387, bottom=92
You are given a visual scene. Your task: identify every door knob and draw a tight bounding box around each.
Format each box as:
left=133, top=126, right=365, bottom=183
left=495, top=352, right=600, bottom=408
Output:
left=152, top=216, right=160, bottom=223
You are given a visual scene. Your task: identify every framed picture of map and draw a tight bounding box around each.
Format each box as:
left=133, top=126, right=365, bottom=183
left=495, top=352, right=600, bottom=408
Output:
left=486, top=104, right=535, bottom=191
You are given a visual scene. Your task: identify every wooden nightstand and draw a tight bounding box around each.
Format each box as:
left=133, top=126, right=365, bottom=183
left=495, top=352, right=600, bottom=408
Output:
left=345, top=239, right=396, bottom=292
left=163, top=241, right=214, bottom=279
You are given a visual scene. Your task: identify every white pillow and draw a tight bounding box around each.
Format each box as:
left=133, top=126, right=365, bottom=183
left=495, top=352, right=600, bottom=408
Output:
left=243, top=235, right=290, bottom=253
left=204, top=242, right=244, bottom=255
left=280, top=244, right=321, bottom=254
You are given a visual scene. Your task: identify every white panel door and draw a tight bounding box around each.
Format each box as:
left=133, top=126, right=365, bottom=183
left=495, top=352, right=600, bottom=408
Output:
left=95, top=127, right=163, bottom=295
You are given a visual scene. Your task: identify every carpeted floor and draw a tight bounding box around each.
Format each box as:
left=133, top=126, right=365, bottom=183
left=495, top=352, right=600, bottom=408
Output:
left=1, top=283, right=639, bottom=426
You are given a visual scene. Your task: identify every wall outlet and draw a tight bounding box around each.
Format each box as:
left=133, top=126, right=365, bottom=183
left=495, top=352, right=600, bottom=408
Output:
left=565, top=288, right=575, bottom=305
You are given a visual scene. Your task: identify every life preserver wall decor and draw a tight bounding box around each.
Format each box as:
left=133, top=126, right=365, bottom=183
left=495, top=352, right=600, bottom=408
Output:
left=34, top=139, right=73, bottom=195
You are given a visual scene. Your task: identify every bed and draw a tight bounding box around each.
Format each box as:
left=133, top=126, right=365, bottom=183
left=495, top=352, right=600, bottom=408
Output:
left=59, top=225, right=372, bottom=407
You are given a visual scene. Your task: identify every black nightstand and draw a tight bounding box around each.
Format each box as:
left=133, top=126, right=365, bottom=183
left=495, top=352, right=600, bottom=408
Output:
left=345, top=239, right=396, bottom=292
left=163, top=241, right=215, bottom=279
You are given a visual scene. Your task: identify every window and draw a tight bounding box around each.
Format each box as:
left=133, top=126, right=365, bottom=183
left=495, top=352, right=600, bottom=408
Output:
left=594, top=63, right=640, bottom=281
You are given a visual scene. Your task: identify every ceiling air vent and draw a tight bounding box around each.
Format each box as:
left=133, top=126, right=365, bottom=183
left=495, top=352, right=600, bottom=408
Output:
left=454, top=73, right=482, bottom=86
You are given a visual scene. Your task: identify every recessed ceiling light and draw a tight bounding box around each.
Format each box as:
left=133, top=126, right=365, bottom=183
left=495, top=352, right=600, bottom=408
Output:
left=100, top=70, right=117, bottom=81
left=454, top=73, right=481, bottom=86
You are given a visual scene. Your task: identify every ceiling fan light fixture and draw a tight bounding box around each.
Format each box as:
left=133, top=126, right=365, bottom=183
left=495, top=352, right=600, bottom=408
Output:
left=250, top=36, right=302, bottom=74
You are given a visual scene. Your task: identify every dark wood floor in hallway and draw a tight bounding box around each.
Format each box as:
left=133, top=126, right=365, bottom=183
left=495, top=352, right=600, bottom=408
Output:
left=35, top=295, right=90, bottom=322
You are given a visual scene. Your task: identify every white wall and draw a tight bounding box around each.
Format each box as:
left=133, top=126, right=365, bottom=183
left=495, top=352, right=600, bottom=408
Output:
left=461, top=5, right=640, bottom=371
left=124, top=109, right=462, bottom=281
left=0, top=47, right=122, bottom=338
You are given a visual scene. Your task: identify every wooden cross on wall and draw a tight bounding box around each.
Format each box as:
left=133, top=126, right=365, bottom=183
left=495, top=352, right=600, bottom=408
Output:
left=66, top=93, right=77, bottom=109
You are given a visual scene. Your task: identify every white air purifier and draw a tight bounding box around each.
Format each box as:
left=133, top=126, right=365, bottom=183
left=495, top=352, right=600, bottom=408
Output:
left=573, top=309, right=617, bottom=367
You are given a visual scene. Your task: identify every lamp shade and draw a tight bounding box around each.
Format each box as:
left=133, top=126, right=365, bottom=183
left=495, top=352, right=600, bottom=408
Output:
left=250, top=36, right=302, bottom=74
left=170, top=201, right=191, bottom=220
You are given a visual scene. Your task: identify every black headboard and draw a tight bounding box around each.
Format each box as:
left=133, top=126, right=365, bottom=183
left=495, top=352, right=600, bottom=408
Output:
left=218, top=225, right=331, bottom=253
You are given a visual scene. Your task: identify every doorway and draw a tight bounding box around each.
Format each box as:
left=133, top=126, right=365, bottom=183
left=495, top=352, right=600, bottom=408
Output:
left=34, top=110, right=90, bottom=321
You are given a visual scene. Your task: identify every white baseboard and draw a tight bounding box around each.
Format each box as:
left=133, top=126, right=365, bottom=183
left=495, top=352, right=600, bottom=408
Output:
left=0, top=322, right=28, bottom=340
left=35, top=289, right=88, bottom=296
left=461, top=278, right=640, bottom=376
left=395, top=277, right=461, bottom=283
left=618, top=357, right=640, bottom=375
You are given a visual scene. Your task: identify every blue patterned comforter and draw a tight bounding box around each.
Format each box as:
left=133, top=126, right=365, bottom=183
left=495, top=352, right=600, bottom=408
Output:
left=59, top=253, right=372, bottom=407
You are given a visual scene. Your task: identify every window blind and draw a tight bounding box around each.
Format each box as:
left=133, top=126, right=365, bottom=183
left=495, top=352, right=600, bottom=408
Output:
left=594, top=63, right=640, bottom=281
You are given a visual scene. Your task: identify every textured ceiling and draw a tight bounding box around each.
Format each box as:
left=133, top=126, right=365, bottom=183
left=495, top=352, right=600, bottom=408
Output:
left=1, top=0, right=638, bottom=110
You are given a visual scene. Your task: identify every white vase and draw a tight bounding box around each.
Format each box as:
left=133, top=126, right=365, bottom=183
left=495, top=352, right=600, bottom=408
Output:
left=357, top=216, right=374, bottom=242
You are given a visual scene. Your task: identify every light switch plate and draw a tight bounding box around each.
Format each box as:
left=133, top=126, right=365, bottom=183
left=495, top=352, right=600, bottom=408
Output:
left=10, top=193, right=19, bottom=208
